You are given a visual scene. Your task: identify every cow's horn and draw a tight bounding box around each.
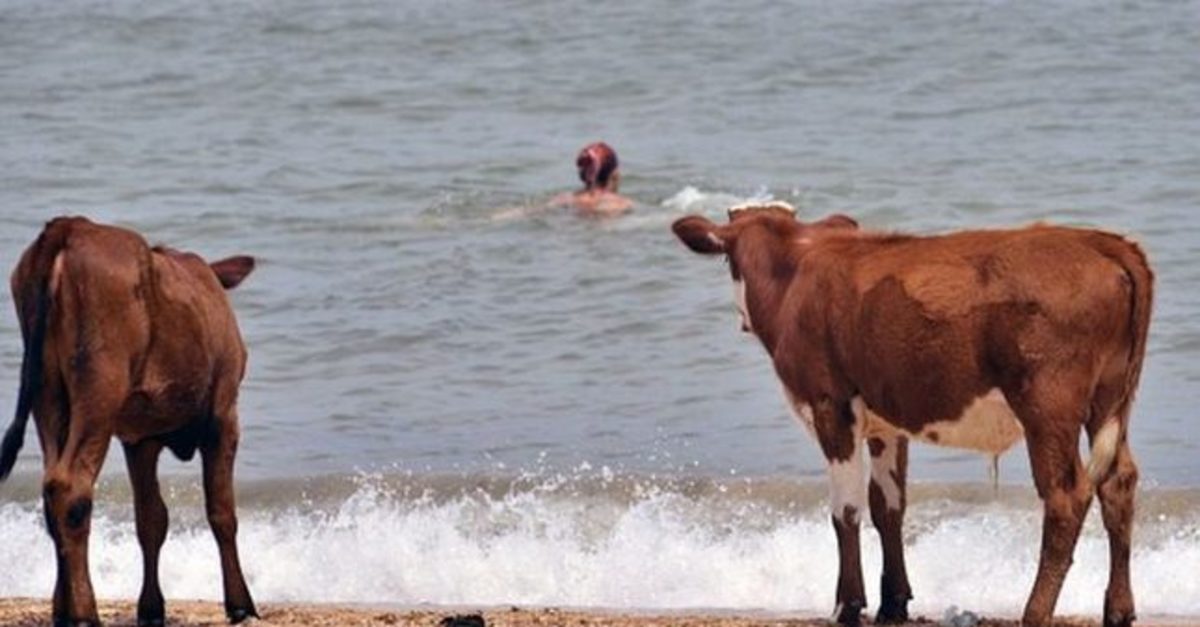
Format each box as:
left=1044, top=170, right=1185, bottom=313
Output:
left=727, top=200, right=797, bottom=218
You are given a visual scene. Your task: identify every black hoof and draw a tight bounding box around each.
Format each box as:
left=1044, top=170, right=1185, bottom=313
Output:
left=1104, top=612, right=1136, bottom=627
left=875, top=596, right=910, bottom=624
left=227, top=606, right=259, bottom=624
left=440, top=615, right=486, bottom=627
left=136, top=601, right=165, bottom=627
left=54, top=620, right=101, bottom=627
left=834, top=601, right=864, bottom=626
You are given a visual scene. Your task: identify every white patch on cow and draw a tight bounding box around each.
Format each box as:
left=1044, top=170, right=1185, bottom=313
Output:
left=780, top=392, right=869, bottom=524
left=850, top=396, right=903, bottom=511
left=830, top=401, right=867, bottom=524
left=868, top=436, right=903, bottom=511
left=829, top=451, right=866, bottom=525
left=849, top=396, right=869, bottom=428
left=1087, top=417, right=1121, bottom=484
left=50, top=252, right=65, bottom=293
left=733, top=279, right=752, bottom=333
left=780, top=387, right=816, bottom=438
left=915, top=388, right=1024, bottom=456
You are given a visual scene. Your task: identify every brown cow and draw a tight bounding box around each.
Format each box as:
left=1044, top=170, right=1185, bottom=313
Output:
left=0, top=216, right=258, bottom=626
left=672, top=203, right=1152, bottom=627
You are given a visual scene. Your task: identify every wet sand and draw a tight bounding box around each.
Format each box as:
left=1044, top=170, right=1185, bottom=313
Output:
left=0, top=598, right=1131, bottom=627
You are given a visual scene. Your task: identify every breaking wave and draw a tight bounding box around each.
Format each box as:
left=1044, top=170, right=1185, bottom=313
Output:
left=0, top=472, right=1197, bottom=618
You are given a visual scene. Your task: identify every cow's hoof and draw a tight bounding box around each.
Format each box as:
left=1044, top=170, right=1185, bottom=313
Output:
left=1104, top=611, right=1136, bottom=627
left=833, top=601, right=864, bottom=626
left=227, top=606, right=259, bottom=624
left=136, top=602, right=165, bottom=627
left=54, top=620, right=101, bottom=627
left=1020, top=612, right=1050, bottom=627
left=875, top=596, right=909, bottom=624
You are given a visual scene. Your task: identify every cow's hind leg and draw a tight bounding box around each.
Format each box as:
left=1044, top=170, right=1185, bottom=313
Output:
left=1015, top=382, right=1094, bottom=627
left=1094, top=434, right=1138, bottom=627
left=201, top=411, right=257, bottom=624
left=815, top=399, right=867, bottom=626
left=43, top=420, right=112, bottom=626
left=33, top=389, right=71, bottom=622
left=868, top=434, right=911, bottom=623
left=124, top=440, right=168, bottom=626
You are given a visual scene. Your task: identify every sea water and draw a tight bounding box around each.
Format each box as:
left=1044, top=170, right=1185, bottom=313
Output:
left=0, top=0, right=1197, bottom=618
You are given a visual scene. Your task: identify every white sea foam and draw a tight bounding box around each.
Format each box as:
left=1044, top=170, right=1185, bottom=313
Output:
left=660, top=186, right=777, bottom=216
left=1, top=481, right=1197, bottom=617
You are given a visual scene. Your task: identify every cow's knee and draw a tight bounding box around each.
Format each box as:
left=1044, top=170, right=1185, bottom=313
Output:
left=65, top=497, right=92, bottom=531
left=207, top=507, right=238, bottom=542
left=1041, top=487, right=1089, bottom=557
left=44, top=472, right=98, bottom=539
left=42, top=480, right=64, bottom=539
left=1046, top=485, right=1088, bottom=522
left=42, top=475, right=75, bottom=537
left=1099, top=452, right=1137, bottom=506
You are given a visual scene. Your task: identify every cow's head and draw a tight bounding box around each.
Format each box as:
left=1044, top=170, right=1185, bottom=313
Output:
left=672, top=202, right=858, bottom=334
left=209, top=255, right=256, bottom=289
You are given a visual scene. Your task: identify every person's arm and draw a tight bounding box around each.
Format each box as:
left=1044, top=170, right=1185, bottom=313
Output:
left=492, top=192, right=574, bottom=220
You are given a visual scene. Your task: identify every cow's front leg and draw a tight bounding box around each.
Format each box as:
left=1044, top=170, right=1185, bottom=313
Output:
left=1015, top=381, right=1094, bottom=627
left=868, top=434, right=912, bottom=623
left=815, top=398, right=867, bottom=626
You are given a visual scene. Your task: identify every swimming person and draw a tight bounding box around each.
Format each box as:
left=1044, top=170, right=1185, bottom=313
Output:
left=553, top=141, right=633, bottom=215
left=491, top=141, right=633, bottom=220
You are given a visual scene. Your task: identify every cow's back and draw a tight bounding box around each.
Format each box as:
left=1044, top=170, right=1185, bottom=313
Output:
left=823, top=226, right=1145, bottom=433
left=18, top=217, right=246, bottom=444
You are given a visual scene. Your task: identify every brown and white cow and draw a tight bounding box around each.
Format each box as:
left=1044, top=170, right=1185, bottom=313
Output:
left=672, top=204, right=1152, bottom=627
left=0, top=216, right=259, bottom=626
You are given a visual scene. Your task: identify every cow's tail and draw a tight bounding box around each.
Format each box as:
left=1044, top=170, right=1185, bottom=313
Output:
left=0, top=220, right=72, bottom=482
left=1086, top=233, right=1154, bottom=485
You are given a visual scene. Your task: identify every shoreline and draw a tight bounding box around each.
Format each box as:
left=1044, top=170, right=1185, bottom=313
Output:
left=5, top=599, right=1191, bottom=627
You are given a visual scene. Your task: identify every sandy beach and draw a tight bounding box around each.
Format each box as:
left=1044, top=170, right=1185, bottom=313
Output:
left=0, top=599, right=1131, bottom=627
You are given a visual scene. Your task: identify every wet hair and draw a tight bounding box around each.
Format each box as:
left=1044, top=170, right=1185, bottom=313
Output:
left=576, top=142, right=619, bottom=189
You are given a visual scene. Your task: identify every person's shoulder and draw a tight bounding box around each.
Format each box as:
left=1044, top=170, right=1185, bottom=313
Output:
left=564, top=190, right=632, bottom=216
left=592, top=193, right=633, bottom=215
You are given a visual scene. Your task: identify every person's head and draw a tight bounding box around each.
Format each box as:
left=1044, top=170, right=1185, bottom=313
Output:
left=576, top=142, right=619, bottom=191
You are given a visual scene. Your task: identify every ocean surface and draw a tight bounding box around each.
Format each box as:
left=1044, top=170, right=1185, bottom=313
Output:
left=1, top=0, right=1198, bottom=618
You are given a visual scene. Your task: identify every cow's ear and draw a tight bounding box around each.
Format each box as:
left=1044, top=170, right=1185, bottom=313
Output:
left=210, top=255, right=255, bottom=289
left=672, top=215, right=727, bottom=255
left=814, top=213, right=859, bottom=230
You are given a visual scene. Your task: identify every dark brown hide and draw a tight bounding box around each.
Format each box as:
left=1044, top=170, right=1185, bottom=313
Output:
left=0, top=216, right=259, bottom=626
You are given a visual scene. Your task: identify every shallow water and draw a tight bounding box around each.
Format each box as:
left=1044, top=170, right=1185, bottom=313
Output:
left=0, top=0, right=1198, bottom=615
left=0, top=473, right=1198, bottom=616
